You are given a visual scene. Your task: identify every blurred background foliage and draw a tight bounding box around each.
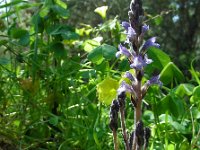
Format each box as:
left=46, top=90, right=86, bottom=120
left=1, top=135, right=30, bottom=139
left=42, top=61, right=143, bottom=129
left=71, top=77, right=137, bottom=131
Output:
left=0, top=0, right=200, bottom=149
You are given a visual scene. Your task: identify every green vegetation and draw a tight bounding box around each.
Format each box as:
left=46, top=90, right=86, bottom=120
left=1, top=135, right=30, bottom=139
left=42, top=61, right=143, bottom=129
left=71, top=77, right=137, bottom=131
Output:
left=0, top=0, right=200, bottom=149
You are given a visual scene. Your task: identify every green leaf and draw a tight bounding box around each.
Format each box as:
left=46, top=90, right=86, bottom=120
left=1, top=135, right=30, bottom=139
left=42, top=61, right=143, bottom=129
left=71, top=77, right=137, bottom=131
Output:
left=55, top=0, right=67, bottom=9
left=61, top=31, right=79, bottom=40
left=94, top=6, right=108, bottom=19
left=96, top=77, right=119, bottom=105
left=88, top=46, right=104, bottom=64
left=154, top=16, right=163, bottom=26
left=88, top=44, right=117, bottom=64
left=175, top=84, right=194, bottom=97
left=39, top=6, right=50, bottom=17
left=83, top=39, right=101, bottom=52
left=147, top=47, right=171, bottom=72
left=10, top=28, right=30, bottom=46
left=51, top=5, right=69, bottom=18
left=157, top=94, right=184, bottom=118
left=160, top=62, right=184, bottom=85
left=171, top=121, right=186, bottom=133
left=50, top=42, right=67, bottom=58
left=190, top=86, right=200, bottom=104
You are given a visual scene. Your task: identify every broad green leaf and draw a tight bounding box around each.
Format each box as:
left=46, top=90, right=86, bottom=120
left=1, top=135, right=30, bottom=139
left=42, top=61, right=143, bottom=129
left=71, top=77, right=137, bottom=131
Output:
left=10, top=28, right=30, bottom=46
left=171, top=121, right=186, bottom=133
left=83, top=39, right=101, bottom=52
left=157, top=94, right=184, bottom=118
left=147, top=47, right=171, bottom=71
left=88, top=44, right=117, bottom=64
left=96, top=77, right=119, bottom=105
left=51, top=5, right=69, bottom=18
left=94, top=6, right=108, bottom=19
left=175, top=84, right=194, bottom=97
left=88, top=46, right=104, bottom=64
left=160, top=62, right=184, bottom=85
left=101, top=44, right=117, bottom=59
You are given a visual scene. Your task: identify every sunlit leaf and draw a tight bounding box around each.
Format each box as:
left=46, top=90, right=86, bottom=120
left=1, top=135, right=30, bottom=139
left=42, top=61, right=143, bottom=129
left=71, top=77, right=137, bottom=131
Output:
left=97, top=77, right=119, bottom=105
left=160, top=62, right=184, bottom=85
left=94, top=6, right=108, bottom=19
left=175, top=84, right=194, bottom=97
left=88, top=44, right=117, bottom=64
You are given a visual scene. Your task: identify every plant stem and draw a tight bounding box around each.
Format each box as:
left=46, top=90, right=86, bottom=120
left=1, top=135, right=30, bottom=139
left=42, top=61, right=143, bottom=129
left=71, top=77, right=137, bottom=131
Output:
left=113, top=129, right=119, bottom=150
left=119, top=107, right=130, bottom=150
left=132, top=81, right=142, bottom=150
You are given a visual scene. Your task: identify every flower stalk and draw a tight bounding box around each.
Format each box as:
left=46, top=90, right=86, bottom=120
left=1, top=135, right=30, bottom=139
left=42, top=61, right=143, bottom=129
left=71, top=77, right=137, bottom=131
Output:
left=109, top=0, right=162, bottom=149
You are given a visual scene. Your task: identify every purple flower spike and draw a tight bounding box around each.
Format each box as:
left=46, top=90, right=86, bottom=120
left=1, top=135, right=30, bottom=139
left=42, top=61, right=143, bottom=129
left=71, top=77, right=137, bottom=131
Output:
left=124, top=71, right=136, bottom=82
left=117, top=81, right=135, bottom=94
left=130, top=55, right=152, bottom=70
left=116, top=44, right=131, bottom=58
left=122, top=21, right=130, bottom=31
left=147, top=75, right=162, bottom=87
left=142, top=37, right=160, bottom=51
left=141, top=24, right=149, bottom=35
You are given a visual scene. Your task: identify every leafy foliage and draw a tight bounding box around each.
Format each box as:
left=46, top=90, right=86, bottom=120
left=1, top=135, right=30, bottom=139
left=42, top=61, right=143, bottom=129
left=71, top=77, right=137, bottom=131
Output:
left=0, top=0, right=199, bottom=150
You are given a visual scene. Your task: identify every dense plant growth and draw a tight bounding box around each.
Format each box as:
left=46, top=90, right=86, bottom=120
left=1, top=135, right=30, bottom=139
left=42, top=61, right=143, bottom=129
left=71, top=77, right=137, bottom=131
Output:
left=0, top=0, right=200, bottom=150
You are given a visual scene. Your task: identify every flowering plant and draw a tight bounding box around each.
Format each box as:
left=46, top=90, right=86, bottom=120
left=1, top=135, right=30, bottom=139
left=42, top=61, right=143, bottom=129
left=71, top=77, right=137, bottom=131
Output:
left=109, top=0, right=162, bottom=149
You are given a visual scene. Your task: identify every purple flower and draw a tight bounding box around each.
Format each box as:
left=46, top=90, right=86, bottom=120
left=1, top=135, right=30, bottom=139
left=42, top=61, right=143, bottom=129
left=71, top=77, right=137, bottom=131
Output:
left=130, top=54, right=152, bottom=70
left=116, top=44, right=131, bottom=58
left=122, top=21, right=130, bottom=31
left=124, top=71, right=136, bottom=82
left=141, top=24, right=149, bottom=36
left=142, top=37, right=160, bottom=51
left=117, top=81, right=135, bottom=95
left=146, top=75, right=162, bottom=87
left=127, top=27, right=136, bottom=42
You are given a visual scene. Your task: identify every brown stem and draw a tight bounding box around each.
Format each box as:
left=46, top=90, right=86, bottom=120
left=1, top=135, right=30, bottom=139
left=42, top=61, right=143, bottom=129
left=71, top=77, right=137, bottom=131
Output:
left=132, top=81, right=142, bottom=150
left=113, top=129, right=118, bottom=150
left=119, top=107, right=130, bottom=150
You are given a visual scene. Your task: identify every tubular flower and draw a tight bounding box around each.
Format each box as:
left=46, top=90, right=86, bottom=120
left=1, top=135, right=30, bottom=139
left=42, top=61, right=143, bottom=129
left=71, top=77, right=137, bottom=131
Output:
left=122, top=21, right=130, bottom=31
left=116, top=44, right=131, bottom=58
left=124, top=71, right=136, bottom=82
left=146, top=75, right=162, bottom=87
left=127, top=27, right=136, bottom=42
left=130, top=54, right=152, bottom=70
left=141, top=24, right=149, bottom=36
left=117, top=81, right=135, bottom=95
left=142, top=37, right=160, bottom=51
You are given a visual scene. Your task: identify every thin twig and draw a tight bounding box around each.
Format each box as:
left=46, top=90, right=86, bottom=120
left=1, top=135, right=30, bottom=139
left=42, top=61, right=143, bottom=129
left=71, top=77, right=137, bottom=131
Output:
left=119, top=107, right=130, bottom=150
